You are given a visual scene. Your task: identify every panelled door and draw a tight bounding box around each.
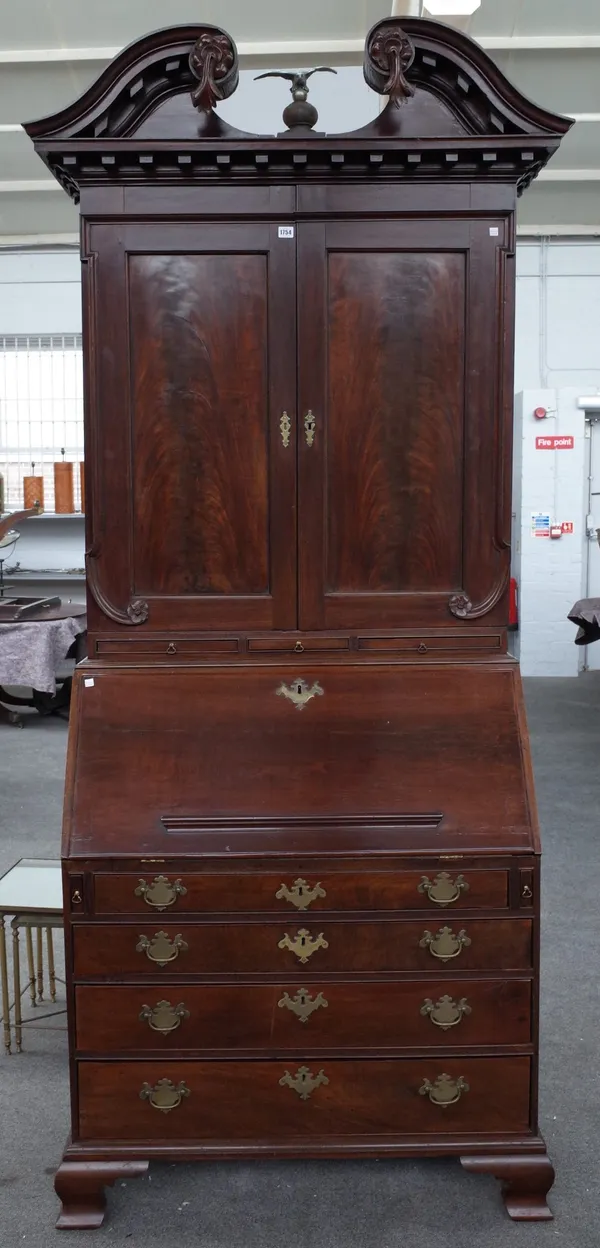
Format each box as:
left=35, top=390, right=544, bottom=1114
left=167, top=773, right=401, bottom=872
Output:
left=297, top=219, right=511, bottom=631
left=86, top=222, right=296, bottom=631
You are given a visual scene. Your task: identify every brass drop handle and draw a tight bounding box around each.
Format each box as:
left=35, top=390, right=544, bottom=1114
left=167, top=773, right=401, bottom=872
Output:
left=276, top=877, right=326, bottom=910
left=278, top=989, right=328, bottom=1022
left=304, top=410, right=316, bottom=447
left=135, top=875, right=187, bottom=910
left=420, top=995, right=471, bottom=1030
left=418, top=872, right=469, bottom=906
left=139, top=1000, right=190, bottom=1034
left=522, top=884, right=533, bottom=899
left=419, top=1074, right=469, bottom=1107
left=279, top=1066, right=329, bottom=1100
left=136, top=931, right=188, bottom=966
left=139, top=1078, right=190, bottom=1113
left=71, top=890, right=82, bottom=905
left=419, top=926, right=471, bottom=961
left=278, top=928, right=329, bottom=963
left=166, top=642, right=177, bottom=655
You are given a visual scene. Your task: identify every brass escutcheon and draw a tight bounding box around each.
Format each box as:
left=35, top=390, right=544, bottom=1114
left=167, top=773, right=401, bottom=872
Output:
left=419, top=1073, right=469, bottom=1107
left=135, top=875, right=187, bottom=910
left=420, top=995, right=471, bottom=1030
left=278, top=988, right=329, bottom=1022
left=419, top=926, right=471, bottom=961
left=139, top=1078, right=190, bottom=1113
left=304, top=410, right=316, bottom=447
left=276, top=678, right=324, bottom=711
left=418, top=871, right=469, bottom=906
left=276, top=878, right=326, bottom=910
left=139, top=1000, right=190, bottom=1034
left=280, top=411, right=291, bottom=448
left=279, top=1066, right=328, bottom=1100
left=136, top=931, right=189, bottom=966
left=278, top=928, right=329, bottom=964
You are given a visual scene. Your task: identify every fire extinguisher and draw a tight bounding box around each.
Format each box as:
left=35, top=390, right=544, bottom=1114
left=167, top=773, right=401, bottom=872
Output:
left=508, top=577, right=518, bottom=631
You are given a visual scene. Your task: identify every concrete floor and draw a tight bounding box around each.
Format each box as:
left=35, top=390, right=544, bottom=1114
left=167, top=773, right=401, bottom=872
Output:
left=1, top=676, right=599, bottom=1247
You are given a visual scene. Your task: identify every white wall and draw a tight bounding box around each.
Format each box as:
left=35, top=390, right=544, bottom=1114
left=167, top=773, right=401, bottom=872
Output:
left=514, top=241, right=600, bottom=675
left=515, top=242, right=600, bottom=394
left=0, top=250, right=81, bottom=335
left=513, top=389, right=587, bottom=677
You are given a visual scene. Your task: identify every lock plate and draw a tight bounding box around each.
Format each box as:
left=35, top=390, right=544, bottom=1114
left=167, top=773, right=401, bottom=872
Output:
left=276, top=679, right=324, bottom=710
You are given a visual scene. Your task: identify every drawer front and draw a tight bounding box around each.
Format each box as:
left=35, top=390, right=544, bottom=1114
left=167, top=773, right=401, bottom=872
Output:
left=92, top=868, right=509, bottom=915
left=248, top=637, right=350, bottom=653
left=73, top=919, right=532, bottom=977
left=75, top=978, right=532, bottom=1052
left=357, top=634, right=503, bottom=654
left=77, top=1056, right=532, bottom=1141
left=95, top=638, right=239, bottom=656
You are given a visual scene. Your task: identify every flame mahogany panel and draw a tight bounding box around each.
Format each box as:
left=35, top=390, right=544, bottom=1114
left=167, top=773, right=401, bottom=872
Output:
left=326, top=249, right=465, bottom=595
left=129, top=252, right=269, bottom=597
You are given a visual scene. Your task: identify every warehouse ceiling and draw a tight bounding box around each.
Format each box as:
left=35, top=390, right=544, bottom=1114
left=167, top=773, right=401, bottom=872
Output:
left=0, top=0, right=598, bottom=241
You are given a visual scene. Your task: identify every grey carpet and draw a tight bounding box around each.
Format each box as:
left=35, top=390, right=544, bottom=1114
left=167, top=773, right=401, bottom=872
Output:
left=0, top=677, right=598, bottom=1247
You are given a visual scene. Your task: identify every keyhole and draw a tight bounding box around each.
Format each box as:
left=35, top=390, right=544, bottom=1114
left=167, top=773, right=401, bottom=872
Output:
left=297, top=683, right=303, bottom=695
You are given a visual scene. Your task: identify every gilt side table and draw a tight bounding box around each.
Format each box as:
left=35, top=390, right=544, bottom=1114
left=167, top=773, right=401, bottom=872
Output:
left=0, top=858, right=64, bottom=1053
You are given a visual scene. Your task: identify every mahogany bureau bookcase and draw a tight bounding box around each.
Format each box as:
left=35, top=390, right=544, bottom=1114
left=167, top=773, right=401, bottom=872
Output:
left=25, top=17, right=571, bottom=1231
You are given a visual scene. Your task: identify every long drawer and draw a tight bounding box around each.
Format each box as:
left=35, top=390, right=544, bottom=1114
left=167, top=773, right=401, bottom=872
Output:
left=92, top=867, right=509, bottom=915
left=73, top=919, right=533, bottom=976
left=75, top=978, right=532, bottom=1052
left=77, top=1057, right=532, bottom=1141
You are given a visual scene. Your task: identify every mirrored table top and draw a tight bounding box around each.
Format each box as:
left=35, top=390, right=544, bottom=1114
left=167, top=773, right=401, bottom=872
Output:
left=0, top=858, right=62, bottom=913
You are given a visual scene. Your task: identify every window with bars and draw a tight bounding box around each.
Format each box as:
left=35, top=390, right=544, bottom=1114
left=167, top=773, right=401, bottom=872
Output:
left=0, top=334, right=84, bottom=513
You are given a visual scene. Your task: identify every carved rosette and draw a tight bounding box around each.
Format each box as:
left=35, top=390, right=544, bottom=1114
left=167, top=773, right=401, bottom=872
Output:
left=449, top=593, right=473, bottom=620
left=364, top=21, right=415, bottom=107
left=189, top=29, right=239, bottom=112
left=127, top=598, right=149, bottom=625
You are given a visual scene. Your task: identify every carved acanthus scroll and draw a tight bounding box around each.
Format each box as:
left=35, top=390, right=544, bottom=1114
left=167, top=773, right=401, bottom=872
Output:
left=448, top=568, right=510, bottom=621
left=364, top=21, right=416, bottom=106
left=189, top=30, right=239, bottom=112
left=86, top=556, right=149, bottom=626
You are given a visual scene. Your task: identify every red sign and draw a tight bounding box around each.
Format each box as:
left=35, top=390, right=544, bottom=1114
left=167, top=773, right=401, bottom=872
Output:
left=535, top=436, right=574, bottom=450
left=561, top=521, right=574, bottom=534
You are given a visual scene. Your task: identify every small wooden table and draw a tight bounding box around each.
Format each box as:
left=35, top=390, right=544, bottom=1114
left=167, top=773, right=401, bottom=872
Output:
left=0, top=858, right=64, bottom=1053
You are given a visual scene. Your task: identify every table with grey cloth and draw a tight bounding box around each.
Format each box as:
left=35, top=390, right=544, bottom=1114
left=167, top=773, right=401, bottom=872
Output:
left=0, top=617, right=86, bottom=694
left=568, top=598, right=600, bottom=646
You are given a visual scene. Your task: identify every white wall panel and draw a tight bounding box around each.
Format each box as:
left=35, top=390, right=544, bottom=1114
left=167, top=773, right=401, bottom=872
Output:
left=517, top=389, right=587, bottom=677
left=515, top=241, right=600, bottom=393
left=0, top=250, right=81, bottom=333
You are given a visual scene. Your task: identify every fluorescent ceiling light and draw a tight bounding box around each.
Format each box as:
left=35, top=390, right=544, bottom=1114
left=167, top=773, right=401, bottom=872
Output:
left=425, top=1, right=481, bottom=14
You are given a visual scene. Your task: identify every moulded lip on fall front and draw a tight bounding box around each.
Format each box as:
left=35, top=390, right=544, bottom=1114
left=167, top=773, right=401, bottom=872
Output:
left=63, top=663, right=538, bottom=859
